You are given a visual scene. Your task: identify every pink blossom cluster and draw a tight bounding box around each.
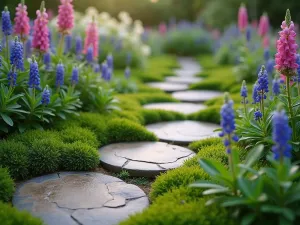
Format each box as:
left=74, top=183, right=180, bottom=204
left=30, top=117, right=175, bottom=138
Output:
left=14, top=3, right=30, bottom=40
left=83, top=21, right=99, bottom=59
left=32, top=8, right=49, bottom=52
left=238, top=5, right=248, bottom=32
left=57, top=0, right=74, bottom=34
left=275, top=21, right=298, bottom=75
left=258, top=14, right=269, bottom=37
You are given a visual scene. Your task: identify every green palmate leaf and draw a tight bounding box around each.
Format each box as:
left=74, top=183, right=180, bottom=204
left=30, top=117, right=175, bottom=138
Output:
left=221, top=197, right=249, bottom=207
left=0, top=113, right=13, bottom=126
left=244, top=145, right=264, bottom=167
left=237, top=178, right=255, bottom=198
left=199, top=158, right=230, bottom=178
left=202, top=188, right=230, bottom=195
left=241, top=213, right=256, bottom=225
left=190, top=180, right=226, bottom=189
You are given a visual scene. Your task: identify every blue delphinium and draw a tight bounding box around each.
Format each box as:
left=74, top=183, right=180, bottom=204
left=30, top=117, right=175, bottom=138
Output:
left=71, top=66, right=79, bottom=86
left=2, top=7, right=12, bottom=36
left=56, top=62, right=65, bottom=87
left=246, top=27, right=251, bottom=42
left=107, top=54, right=113, bottom=71
left=263, top=48, right=270, bottom=62
left=64, top=35, right=72, bottom=54
left=86, top=46, right=94, bottom=64
left=272, top=107, right=292, bottom=160
left=7, top=70, right=17, bottom=87
left=75, top=36, right=82, bottom=59
left=266, top=59, right=275, bottom=76
left=126, top=52, right=132, bottom=66
left=43, top=52, right=51, bottom=71
left=25, top=36, right=32, bottom=59
left=28, top=58, right=40, bottom=89
left=257, top=65, right=269, bottom=100
left=125, top=67, right=131, bottom=79
left=252, top=83, right=261, bottom=104
left=10, top=37, right=24, bottom=71
left=254, top=109, right=262, bottom=121
left=219, top=93, right=239, bottom=154
left=41, top=86, right=50, bottom=105
left=101, top=62, right=108, bottom=81
left=272, top=76, right=281, bottom=96
left=94, top=64, right=100, bottom=73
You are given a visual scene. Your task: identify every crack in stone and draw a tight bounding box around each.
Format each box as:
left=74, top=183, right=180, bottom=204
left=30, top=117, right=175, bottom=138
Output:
left=121, top=160, right=130, bottom=168
left=71, top=214, right=83, bottom=225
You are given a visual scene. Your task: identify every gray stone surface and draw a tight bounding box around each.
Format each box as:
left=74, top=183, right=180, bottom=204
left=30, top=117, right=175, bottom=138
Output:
left=99, top=142, right=195, bottom=177
left=178, top=57, right=201, bottom=72
left=146, top=120, right=219, bottom=145
left=13, top=172, right=148, bottom=225
left=173, top=69, right=200, bottom=77
left=146, top=82, right=188, bottom=92
left=143, top=102, right=206, bottom=115
left=165, top=76, right=202, bottom=84
left=172, top=90, right=223, bottom=103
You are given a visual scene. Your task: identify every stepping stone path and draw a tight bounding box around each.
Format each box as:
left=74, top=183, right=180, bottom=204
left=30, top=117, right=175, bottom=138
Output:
left=143, top=102, right=206, bottom=115
left=99, top=142, right=195, bottom=177
left=146, top=120, right=219, bottom=145
left=146, top=82, right=188, bottom=93
left=13, top=172, right=149, bottom=225
left=165, top=76, right=202, bottom=84
left=172, top=90, right=223, bottom=103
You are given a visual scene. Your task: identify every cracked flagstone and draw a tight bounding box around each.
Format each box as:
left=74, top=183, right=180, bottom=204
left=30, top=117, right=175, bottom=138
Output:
left=99, top=142, right=195, bottom=177
left=13, top=172, right=148, bottom=225
left=146, top=120, right=219, bottom=145
left=146, top=82, right=188, bottom=92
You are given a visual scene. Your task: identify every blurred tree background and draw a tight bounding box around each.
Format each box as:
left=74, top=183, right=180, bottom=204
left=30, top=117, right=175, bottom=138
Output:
left=1, top=0, right=300, bottom=28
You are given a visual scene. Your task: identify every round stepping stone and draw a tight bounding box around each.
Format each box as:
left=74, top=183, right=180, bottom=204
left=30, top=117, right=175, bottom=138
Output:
left=146, top=82, right=188, bottom=93
left=165, top=76, right=202, bottom=84
left=143, top=102, right=206, bottom=115
left=174, top=69, right=200, bottom=77
left=146, top=120, right=219, bottom=145
left=13, top=172, right=148, bottom=225
left=99, top=142, right=195, bottom=177
left=178, top=57, right=201, bottom=72
left=172, top=90, right=223, bottom=103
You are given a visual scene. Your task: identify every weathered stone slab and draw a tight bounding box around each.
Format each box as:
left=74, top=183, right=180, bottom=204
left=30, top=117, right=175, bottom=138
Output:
left=172, top=90, right=223, bottom=103
left=99, top=142, right=195, bottom=177
left=13, top=172, right=148, bottom=225
left=165, top=76, right=202, bottom=84
left=146, top=82, right=188, bottom=93
left=143, top=102, right=206, bottom=115
left=146, top=120, right=219, bottom=145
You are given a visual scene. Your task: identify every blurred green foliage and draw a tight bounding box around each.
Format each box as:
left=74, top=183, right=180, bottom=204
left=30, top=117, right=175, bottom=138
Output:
left=1, top=0, right=300, bottom=28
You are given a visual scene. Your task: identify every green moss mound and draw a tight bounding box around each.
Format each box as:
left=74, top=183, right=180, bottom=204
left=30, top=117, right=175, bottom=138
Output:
left=28, top=139, right=62, bottom=176
left=121, top=187, right=236, bottom=225
left=0, top=202, right=43, bottom=225
left=0, top=168, right=14, bottom=202
left=149, top=165, right=209, bottom=201
left=59, top=126, right=99, bottom=148
left=0, top=140, right=29, bottom=180
left=189, top=106, right=221, bottom=124
left=141, top=109, right=186, bottom=125
left=188, top=137, right=222, bottom=153
left=60, top=141, right=99, bottom=171
left=107, top=118, right=157, bottom=143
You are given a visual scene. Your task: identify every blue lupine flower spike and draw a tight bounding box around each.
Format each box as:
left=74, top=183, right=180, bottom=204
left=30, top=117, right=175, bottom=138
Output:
left=240, top=80, right=248, bottom=113
left=272, top=75, right=281, bottom=96
left=56, top=61, right=65, bottom=88
left=272, top=104, right=292, bottom=161
left=86, top=45, right=93, bottom=64
left=254, top=109, right=263, bottom=121
left=71, top=66, right=79, bottom=86
left=2, top=7, right=12, bottom=36
left=7, top=70, right=17, bottom=87
left=219, top=93, right=239, bottom=154
left=41, top=85, right=51, bottom=105
left=10, top=37, right=24, bottom=71
left=257, top=65, right=269, bottom=114
left=125, top=67, right=131, bottom=79
left=28, top=57, right=40, bottom=89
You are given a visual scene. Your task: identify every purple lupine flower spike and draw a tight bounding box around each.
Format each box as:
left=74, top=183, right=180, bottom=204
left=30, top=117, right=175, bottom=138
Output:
left=219, top=93, right=239, bottom=154
left=272, top=106, right=292, bottom=160
left=71, top=66, right=79, bottom=85
left=56, top=62, right=65, bottom=87
left=10, top=37, right=24, bottom=71
left=28, top=57, right=40, bottom=89
left=41, top=85, right=50, bottom=105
